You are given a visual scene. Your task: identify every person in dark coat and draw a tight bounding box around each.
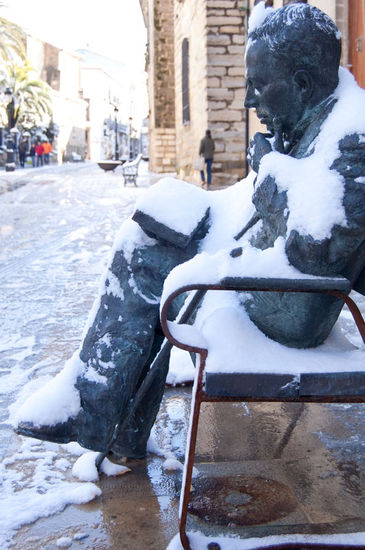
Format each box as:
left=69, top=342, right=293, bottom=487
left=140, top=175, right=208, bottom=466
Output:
left=199, top=129, right=215, bottom=188
left=29, top=143, right=36, bottom=167
left=18, top=139, right=27, bottom=168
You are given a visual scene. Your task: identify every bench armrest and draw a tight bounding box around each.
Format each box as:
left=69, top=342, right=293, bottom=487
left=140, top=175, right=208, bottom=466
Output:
left=122, top=153, right=142, bottom=169
left=160, top=276, right=365, bottom=354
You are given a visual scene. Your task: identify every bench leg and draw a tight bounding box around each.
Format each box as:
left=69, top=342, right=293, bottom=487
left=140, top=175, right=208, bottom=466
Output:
left=179, top=353, right=206, bottom=550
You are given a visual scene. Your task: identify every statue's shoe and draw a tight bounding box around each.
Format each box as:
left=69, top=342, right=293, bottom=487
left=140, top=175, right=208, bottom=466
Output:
left=15, top=418, right=77, bottom=444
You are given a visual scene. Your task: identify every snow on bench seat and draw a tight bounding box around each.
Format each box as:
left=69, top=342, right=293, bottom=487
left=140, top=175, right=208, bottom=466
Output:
left=199, top=304, right=365, bottom=399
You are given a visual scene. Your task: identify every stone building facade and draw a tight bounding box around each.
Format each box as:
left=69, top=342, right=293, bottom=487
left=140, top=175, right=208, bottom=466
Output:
left=26, top=36, right=87, bottom=163
left=140, top=0, right=248, bottom=185
left=175, top=0, right=247, bottom=186
left=140, top=0, right=177, bottom=174
left=140, top=0, right=364, bottom=186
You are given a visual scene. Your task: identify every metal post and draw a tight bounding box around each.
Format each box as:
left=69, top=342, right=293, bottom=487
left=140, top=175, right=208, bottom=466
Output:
left=128, top=116, right=133, bottom=160
left=3, top=88, right=17, bottom=171
left=244, top=0, right=250, bottom=178
left=5, top=133, right=15, bottom=172
left=114, top=106, right=119, bottom=161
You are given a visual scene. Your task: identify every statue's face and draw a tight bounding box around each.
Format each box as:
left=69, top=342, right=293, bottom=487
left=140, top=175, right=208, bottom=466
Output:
left=245, top=40, right=306, bottom=136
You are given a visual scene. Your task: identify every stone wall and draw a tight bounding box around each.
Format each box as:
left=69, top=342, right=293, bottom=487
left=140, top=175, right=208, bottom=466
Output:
left=141, top=0, right=177, bottom=173
left=42, top=43, right=60, bottom=91
left=153, top=0, right=176, bottom=129
left=175, top=0, right=247, bottom=186
left=150, top=127, right=176, bottom=171
left=335, top=0, right=349, bottom=67
left=174, top=0, right=209, bottom=183
left=206, top=0, right=247, bottom=185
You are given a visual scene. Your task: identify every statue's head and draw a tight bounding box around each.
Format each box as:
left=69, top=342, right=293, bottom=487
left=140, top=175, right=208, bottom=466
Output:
left=245, top=3, right=341, bottom=137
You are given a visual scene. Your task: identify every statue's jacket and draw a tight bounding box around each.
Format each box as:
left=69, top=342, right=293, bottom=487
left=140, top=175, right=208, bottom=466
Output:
left=247, top=74, right=365, bottom=348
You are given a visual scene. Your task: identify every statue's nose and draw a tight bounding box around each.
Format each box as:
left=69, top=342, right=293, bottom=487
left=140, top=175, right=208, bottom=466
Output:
left=244, top=87, right=257, bottom=109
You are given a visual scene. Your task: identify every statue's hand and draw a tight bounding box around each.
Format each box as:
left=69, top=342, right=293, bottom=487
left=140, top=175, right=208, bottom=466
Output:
left=247, top=132, right=274, bottom=173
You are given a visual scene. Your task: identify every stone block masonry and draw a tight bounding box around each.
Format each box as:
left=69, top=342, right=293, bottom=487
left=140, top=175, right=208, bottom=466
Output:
left=141, top=0, right=248, bottom=184
left=206, top=0, right=247, bottom=186
left=143, top=0, right=177, bottom=173
left=150, top=128, right=176, bottom=173
left=174, top=0, right=209, bottom=184
left=153, top=0, right=175, bottom=130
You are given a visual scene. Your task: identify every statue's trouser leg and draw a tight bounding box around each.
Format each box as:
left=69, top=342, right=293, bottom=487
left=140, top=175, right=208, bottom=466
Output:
left=110, top=324, right=170, bottom=458
left=74, top=224, right=202, bottom=458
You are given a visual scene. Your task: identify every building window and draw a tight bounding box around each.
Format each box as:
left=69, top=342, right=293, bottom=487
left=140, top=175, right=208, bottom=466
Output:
left=182, top=38, right=190, bottom=124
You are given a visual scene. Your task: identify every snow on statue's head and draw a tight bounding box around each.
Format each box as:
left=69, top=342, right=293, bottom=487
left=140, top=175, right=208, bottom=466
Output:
left=247, top=2, right=342, bottom=99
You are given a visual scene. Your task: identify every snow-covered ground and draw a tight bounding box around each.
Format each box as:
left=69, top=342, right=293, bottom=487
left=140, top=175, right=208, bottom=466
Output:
left=0, top=162, right=164, bottom=547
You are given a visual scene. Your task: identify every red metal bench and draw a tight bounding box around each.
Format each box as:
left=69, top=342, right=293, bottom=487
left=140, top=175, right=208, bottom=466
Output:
left=160, top=276, right=365, bottom=550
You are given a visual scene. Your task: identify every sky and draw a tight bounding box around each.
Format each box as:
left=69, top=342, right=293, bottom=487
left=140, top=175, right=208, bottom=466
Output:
left=2, top=0, right=148, bottom=125
left=2, top=0, right=147, bottom=72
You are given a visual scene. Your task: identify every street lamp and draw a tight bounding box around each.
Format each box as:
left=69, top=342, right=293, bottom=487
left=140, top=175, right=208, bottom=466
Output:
left=128, top=116, right=133, bottom=161
left=4, top=87, right=13, bottom=105
left=3, top=88, right=18, bottom=172
left=114, top=106, right=119, bottom=161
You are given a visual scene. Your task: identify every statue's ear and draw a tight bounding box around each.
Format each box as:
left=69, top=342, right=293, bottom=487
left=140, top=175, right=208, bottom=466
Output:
left=293, top=70, right=313, bottom=101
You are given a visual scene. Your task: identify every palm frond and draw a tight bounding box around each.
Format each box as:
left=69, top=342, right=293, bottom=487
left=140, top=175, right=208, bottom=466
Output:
left=0, top=16, right=26, bottom=62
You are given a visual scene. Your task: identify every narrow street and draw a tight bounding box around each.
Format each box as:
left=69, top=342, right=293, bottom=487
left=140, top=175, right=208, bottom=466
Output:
left=0, top=162, right=364, bottom=549
left=0, top=162, right=184, bottom=549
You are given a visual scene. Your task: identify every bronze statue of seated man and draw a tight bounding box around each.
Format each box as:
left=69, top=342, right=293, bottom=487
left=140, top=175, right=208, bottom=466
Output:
left=15, top=3, right=365, bottom=460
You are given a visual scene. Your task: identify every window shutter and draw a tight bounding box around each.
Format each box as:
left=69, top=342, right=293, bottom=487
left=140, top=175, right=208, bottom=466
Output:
left=182, top=38, right=190, bottom=124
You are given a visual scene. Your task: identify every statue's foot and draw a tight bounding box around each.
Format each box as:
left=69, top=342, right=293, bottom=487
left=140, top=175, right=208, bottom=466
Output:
left=106, top=451, right=130, bottom=465
left=110, top=444, right=147, bottom=460
left=15, top=417, right=77, bottom=444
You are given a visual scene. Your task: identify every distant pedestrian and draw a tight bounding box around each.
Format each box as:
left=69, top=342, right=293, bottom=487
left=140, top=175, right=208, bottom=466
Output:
left=30, top=143, right=36, bottom=167
left=43, top=140, right=52, bottom=165
left=199, top=129, right=215, bottom=188
left=18, top=139, right=27, bottom=168
left=35, top=141, right=44, bottom=167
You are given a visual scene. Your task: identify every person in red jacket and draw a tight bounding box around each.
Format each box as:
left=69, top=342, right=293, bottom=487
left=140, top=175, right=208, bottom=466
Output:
left=35, top=141, right=44, bottom=167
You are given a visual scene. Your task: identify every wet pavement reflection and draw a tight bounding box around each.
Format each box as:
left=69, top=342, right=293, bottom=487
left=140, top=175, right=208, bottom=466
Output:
left=10, top=389, right=365, bottom=548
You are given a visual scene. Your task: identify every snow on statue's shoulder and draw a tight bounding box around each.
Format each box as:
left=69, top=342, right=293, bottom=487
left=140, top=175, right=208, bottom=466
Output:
left=257, top=68, right=365, bottom=241
left=132, top=177, right=210, bottom=249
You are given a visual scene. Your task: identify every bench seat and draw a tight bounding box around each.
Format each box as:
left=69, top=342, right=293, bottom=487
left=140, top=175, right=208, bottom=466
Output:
left=198, top=297, right=365, bottom=400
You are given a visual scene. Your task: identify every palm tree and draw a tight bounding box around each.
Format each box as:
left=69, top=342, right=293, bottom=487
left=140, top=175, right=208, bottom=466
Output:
left=0, top=4, right=26, bottom=65
left=0, top=62, right=52, bottom=130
